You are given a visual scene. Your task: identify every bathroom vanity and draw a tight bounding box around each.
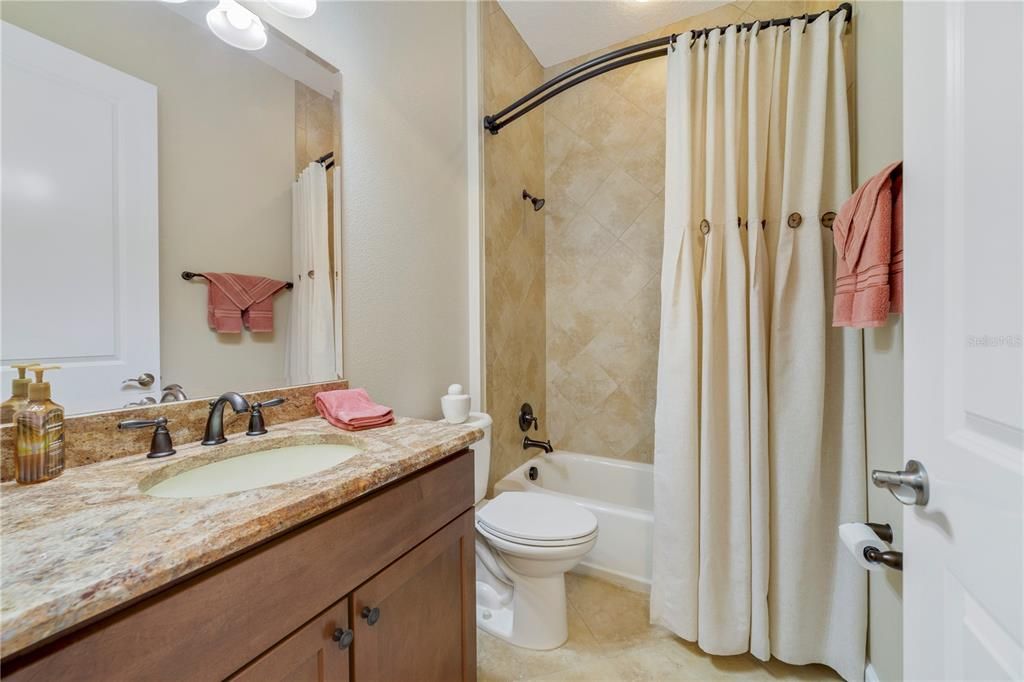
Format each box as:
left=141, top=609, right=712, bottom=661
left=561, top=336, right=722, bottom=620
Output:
left=0, top=416, right=481, bottom=682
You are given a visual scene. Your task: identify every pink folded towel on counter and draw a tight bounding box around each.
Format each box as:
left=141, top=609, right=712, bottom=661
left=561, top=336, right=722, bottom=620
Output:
left=316, top=388, right=395, bottom=431
left=203, top=272, right=288, bottom=333
left=832, top=161, right=904, bottom=328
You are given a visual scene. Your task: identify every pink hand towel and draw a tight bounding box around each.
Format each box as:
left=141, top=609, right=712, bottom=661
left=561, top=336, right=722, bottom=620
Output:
left=832, top=161, right=904, bottom=328
left=316, top=388, right=395, bottom=431
left=203, top=272, right=288, bottom=333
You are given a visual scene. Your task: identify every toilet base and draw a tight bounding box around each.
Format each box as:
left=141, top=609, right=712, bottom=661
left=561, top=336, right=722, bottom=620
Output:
left=475, top=573, right=569, bottom=650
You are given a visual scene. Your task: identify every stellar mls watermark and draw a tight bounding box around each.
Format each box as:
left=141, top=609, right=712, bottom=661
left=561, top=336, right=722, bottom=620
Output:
left=966, top=335, right=1023, bottom=348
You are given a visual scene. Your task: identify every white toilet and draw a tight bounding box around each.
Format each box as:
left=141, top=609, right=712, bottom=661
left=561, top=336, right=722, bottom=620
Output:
left=465, top=413, right=598, bottom=650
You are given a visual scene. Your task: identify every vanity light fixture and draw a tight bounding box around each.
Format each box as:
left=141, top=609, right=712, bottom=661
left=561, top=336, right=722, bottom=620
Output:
left=267, top=0, right=317, bottom=19
left=206, top=0, right=268, bottom=51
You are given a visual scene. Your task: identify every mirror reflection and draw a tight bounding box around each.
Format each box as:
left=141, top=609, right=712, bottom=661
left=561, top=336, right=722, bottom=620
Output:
left=1, top=1, right=342, bottom=416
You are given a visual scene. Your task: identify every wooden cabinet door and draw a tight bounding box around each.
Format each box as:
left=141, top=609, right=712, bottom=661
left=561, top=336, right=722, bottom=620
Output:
left=231, top=598, right=351, bottom=682
left=351, top=510, right=476, bottom=682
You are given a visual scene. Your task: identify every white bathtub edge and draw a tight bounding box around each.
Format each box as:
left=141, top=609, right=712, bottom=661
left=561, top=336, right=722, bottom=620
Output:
left=572, top=563, right=651, bottom=594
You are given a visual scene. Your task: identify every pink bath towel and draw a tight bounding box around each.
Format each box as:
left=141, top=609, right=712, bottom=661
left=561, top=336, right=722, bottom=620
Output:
left=203, top=272, right=288, bottom=333
left=832, top=161, right=904, bottom=327
left=316, top=388, right=395, bottom=431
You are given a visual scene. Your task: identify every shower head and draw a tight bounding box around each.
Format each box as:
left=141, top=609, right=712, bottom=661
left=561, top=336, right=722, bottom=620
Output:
left=522, top=189, right=545, bottom=212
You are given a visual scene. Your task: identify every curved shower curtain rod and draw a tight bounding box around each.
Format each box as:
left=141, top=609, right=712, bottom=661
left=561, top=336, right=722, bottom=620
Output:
left=483, top=2, right=853, bottom=136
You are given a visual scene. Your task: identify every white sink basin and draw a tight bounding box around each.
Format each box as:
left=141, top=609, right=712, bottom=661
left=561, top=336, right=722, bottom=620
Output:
left=144, top=443, right=361, bottom=498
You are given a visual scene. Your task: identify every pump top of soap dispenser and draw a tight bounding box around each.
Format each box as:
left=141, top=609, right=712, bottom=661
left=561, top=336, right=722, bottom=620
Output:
left=7, top=363, right=35, bottom=399
left=2, top=363, right=37, bottom=423
left=448, top=384, right=465, bottom=396
left=27, top=365, right=60, bottom=402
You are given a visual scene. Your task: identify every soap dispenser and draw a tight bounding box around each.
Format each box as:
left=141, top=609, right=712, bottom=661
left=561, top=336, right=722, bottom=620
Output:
left=15, top=365, right=65, bottom=484
left=2, top=363, right=37, bottom=425
left=441, top=384, right=470, bottom=424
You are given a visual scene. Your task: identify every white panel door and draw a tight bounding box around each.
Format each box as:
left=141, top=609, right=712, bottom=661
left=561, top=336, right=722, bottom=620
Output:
left=903, top=2, right=1023, bottom=680
left=1, top=21, right=159, bottom=414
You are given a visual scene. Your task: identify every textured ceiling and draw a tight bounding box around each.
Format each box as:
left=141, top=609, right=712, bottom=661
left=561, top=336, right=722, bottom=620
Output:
left=497, top=0, right=731, bottom=67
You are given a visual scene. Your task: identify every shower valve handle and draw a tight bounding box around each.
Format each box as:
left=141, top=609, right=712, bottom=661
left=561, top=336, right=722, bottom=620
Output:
left=519, top=403, right=539, bottom=432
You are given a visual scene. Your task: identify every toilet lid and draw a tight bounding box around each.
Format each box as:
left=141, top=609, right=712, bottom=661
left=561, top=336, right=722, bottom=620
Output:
left=476, top=492, right=597, bottom=543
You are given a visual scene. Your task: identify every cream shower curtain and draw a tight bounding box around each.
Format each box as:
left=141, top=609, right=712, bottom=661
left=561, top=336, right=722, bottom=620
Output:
left=651, top=10, right=866, bottom=682
left=286, top=162, right=337, bottom=385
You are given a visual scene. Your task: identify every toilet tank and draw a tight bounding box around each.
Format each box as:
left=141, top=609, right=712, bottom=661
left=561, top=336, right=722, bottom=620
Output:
left=463, top=412, right=492, bottom=503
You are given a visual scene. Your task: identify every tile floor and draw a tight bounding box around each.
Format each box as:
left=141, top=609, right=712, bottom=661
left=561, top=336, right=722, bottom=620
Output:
left=478, top=574, right=841, bottom=681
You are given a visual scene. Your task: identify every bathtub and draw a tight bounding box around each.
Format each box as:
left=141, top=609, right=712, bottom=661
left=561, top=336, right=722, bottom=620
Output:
left=494, top=451, right=654, bottom=591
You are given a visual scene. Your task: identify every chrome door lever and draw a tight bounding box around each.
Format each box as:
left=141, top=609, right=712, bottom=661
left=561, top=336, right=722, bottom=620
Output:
left=872, top=459, right=929, bottom=506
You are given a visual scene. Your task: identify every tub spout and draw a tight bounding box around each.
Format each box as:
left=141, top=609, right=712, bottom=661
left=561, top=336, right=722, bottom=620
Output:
left=523, top=435, right=553, bottom=454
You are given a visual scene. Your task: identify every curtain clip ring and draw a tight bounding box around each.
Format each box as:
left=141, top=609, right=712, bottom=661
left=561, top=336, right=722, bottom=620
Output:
left=801, top=13, right=810, bottom=33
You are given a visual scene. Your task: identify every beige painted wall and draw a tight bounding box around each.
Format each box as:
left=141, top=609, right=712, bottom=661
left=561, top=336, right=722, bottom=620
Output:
left=853, top=4, right=904, bottom=680
left=481, top=2, right=547, bottom=490
left=3, top=1, right=297, bottom=400
left=249, top=2, right=469, bottom=419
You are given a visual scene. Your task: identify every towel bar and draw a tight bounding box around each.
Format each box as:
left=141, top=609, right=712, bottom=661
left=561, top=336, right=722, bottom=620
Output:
left=181, top=271, right=294, bottom=290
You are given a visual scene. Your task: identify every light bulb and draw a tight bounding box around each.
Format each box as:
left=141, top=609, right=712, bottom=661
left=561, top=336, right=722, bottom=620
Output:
left=267, top=0, right=316, bottom=19
left=226, top=4, right=253, bottom=30
left=206, top=0, right=267, bottom=51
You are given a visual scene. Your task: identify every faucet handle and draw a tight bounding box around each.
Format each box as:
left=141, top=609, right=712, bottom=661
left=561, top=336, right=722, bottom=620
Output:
left=118, top=416, right=176, bottom=459
left=519, top=403, right=539, bottom=432
left=247, top=397, right=286, bottom=436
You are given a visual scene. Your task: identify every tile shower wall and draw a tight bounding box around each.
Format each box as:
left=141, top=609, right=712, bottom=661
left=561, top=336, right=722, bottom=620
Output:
left=482, top=2, right=546, bottom=491
left=543, top=1, right=846, bottom=462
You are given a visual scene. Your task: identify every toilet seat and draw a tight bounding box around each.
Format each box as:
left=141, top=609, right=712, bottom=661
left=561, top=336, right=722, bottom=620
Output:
left=477, top=522, right=598, bottom=552
left=476, top=492, right=598, bottom=547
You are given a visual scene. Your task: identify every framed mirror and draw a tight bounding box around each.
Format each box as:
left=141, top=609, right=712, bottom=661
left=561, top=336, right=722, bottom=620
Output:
left=1, top=1, right=342, bottom=415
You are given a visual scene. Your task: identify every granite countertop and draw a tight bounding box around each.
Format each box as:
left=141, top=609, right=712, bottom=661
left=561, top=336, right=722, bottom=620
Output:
left=0, top=416, right=483, bottom=656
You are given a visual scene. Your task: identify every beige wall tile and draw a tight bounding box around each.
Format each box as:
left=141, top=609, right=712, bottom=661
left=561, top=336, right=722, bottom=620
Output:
left=547, top=212, right=617, bottom=265
left=621, top=119, right=667, bottom=194
left=483, top=4, right=546, bottom=491
left=544, top=115, right=577, bottom=180
left=548, top=138, right=616, bottom=205
left=617, top=58, right=667, bottom=120
left=578, top=90, right=646, bottom=159
left=585, top=169, right=656, bottom=236
left=620, top=194, right=665, bottom=266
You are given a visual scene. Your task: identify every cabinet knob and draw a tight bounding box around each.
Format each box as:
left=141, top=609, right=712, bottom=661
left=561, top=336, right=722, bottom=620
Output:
left=361, top=606, right=380, bottom=626
left=332, top=627, right=354, bottom=649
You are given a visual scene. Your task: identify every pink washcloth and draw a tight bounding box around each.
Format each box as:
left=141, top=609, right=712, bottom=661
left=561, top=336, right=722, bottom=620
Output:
left=832, top=161, right=904, bottom=328
left=316, top=388, right=395, bottom=431
left=202, top=272, right=287, bottom=333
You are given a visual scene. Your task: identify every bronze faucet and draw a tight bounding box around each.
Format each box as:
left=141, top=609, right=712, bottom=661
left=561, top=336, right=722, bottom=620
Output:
left=202, top=392, right=251, bottom=445
left=523, top=435, right=553, bottom=454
